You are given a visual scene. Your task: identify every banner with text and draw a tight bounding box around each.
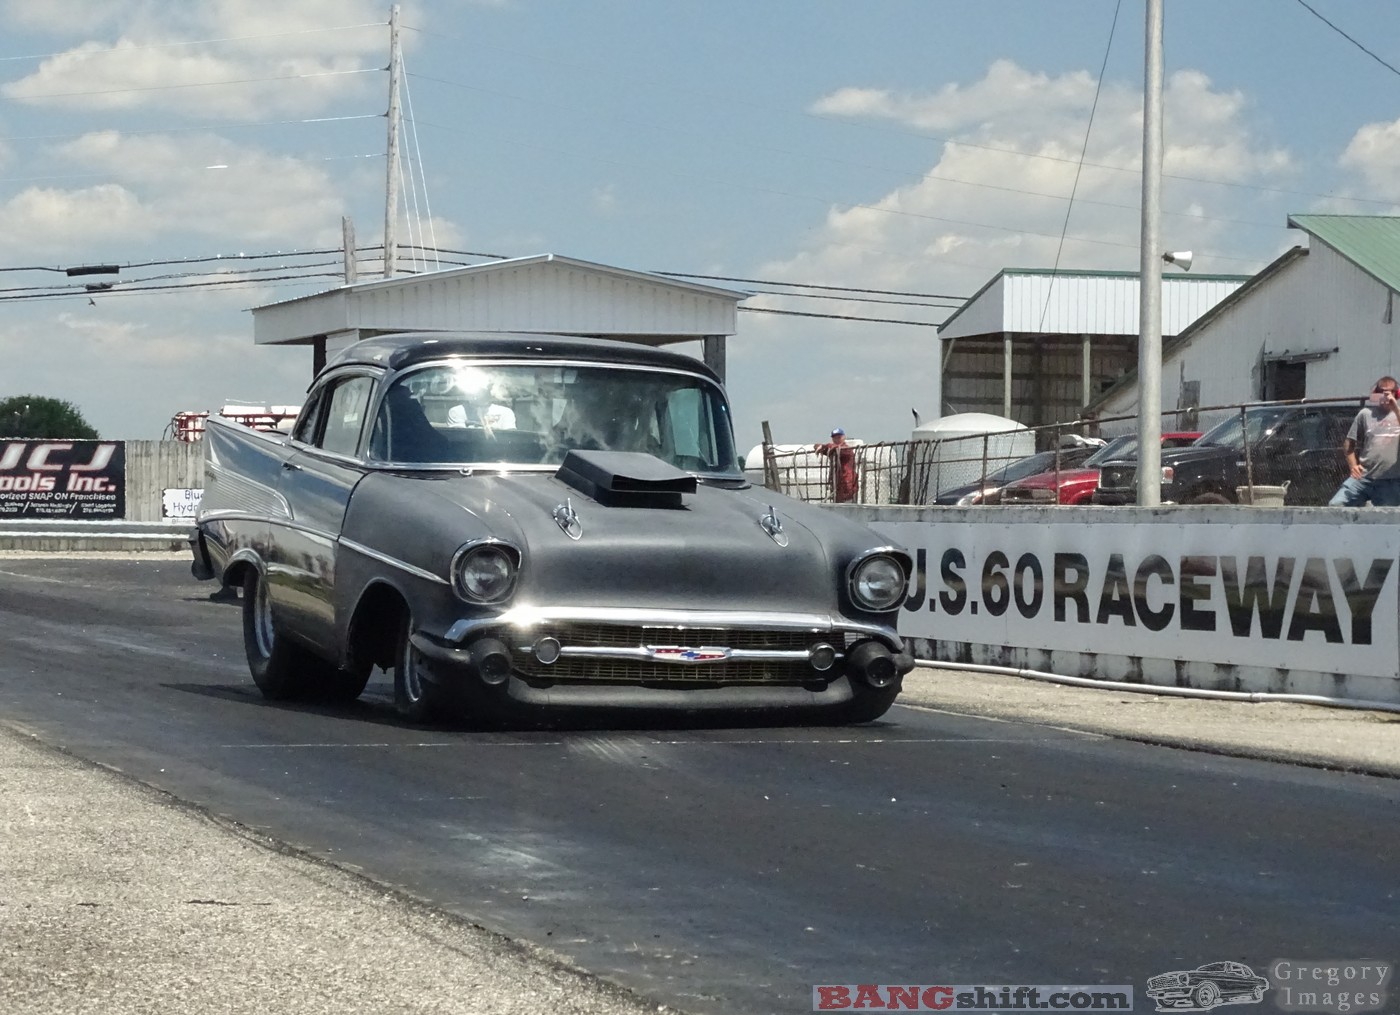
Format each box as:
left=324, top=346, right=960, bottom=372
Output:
left=876, top=520, right=1400, bottom=679
left=0, top=440, right=125, bottom=519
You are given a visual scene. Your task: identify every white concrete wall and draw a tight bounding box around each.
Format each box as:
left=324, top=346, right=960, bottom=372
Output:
left=841, top=503, right=1400, bottom=705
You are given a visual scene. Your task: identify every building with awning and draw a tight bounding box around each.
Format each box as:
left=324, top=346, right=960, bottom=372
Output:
left=937, top=268, right=1247, bottom=433
left=250, top=253, right=748, bottom=381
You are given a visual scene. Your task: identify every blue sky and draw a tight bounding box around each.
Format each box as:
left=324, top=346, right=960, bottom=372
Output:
left=1, top=0, right=1398, bottom=447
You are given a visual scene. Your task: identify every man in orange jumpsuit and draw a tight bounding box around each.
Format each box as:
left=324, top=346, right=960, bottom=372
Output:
left=814, top=427, right=858, bottom=503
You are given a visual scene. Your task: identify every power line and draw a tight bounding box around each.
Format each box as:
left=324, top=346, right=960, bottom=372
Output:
left=2, top=66, right=380, bottom=103
left=0, top=114, right=380, bottom=145
left=653, top=271, right=965, bottom=301
left=0, top=23, right=387, bottom=64
left=740, top=306, right=944, bottom=327
left=1294, top=0, right=1400, bottom=78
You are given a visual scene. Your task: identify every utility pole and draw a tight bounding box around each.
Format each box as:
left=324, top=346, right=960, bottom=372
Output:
left=383, top=3, right=402, bottom=279
left=1136, top=0, right=1163, bottom=506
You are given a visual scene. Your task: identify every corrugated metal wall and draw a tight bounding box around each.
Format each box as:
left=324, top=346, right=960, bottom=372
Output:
left=942, top=334, right=1136, bottom=437
left=124, top=441, right=204, bottom=521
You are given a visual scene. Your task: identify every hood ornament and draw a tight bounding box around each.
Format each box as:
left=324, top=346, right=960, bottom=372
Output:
left=553, top=497, right=583, bottom=540
left=759, top=504, right=788, bottom=547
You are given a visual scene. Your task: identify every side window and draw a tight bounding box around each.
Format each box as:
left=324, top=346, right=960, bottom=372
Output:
left=318, top=376, right=375, bottom=457
left=292, top=389, right=326, bottom=445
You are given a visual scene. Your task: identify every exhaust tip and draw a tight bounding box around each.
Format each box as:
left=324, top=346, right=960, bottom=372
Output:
left=846, top=639, right=900, bottom=689
left=469, top=637, right=513, bottom=686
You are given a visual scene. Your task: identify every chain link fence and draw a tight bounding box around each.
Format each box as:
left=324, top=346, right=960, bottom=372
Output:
left=753, top=396, right=1367, bottom=507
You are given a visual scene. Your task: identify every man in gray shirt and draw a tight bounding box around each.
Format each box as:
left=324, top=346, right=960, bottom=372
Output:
left=1329, top=375, right=1400, bottom=506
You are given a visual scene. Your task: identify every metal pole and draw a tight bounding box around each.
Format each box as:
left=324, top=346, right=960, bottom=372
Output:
left=383, top=4, right=402, bottom=279
left=1003, top=332, right=1013, bottom=419
left=1136, top=0, right=1164, bottom=505
left=1081, top=334, right=1092, bottom=413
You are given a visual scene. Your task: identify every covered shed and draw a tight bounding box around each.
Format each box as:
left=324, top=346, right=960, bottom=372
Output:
left=938, top=268, right=1247, bottom=434
left=250, top=253, right=748, bottom=380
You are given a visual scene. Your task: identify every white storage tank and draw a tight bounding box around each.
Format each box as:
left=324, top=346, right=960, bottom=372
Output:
left=910, top=413, right=1034, bottom=501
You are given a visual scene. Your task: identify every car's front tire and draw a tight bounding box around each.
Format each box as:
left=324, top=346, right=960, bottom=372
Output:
left=391, top=610, right=446, bottom=723
left=1191, top=982, right=1221, bottom=1009
left=242, top=569, right=325, bottom=700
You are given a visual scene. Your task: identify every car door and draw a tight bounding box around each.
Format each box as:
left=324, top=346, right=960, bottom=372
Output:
left=267, top=371, right=377, bottom=655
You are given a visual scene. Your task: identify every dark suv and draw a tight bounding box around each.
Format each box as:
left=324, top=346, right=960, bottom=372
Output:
left=1092, top=402, right=1356, bottom=505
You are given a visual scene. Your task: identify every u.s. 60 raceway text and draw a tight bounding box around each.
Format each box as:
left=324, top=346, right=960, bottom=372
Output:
left=875, top=520, right=1400, bottom=679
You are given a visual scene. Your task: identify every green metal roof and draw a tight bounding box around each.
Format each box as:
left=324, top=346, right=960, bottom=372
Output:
left=1287, top=214, right=1400, bottom=291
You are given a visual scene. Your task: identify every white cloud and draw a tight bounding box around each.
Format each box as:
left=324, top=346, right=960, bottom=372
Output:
left=0, top=300, right=314, bottom=439
left=0, top=1, right=387, bottom=119
left=726, top=61, right=1300, bottom=446
left=1339, top=119, right=1400, bottom=204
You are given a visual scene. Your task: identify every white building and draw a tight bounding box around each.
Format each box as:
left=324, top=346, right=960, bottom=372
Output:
left=1092, top=214, right=1400, bottom=428
left=250, top=253, right=748, bottom=382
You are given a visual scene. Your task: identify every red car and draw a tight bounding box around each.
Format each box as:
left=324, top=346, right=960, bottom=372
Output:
left=1000, top=432, right=1202, bottom=505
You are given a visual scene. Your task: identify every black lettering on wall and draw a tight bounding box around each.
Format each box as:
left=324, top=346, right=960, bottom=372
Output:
left=1013, top=553, right=1044, bottom=619
left=904, top=548, right=927, bottom=612
left=983, top=551, right=1011, bottom=617
left=939, top=548, right=967, bottom=615
left=1287, top=557, right=1344, bottom=643
left=1132, top=555, right=1175, bottom=632
left=1179, top=555, right=1218, bottom=632
left=1333, top=557, right=1394, bottom=646
left=1220, top=556, right=1293, bottom=639
left=1053, top=553, right=1090, bottom=623
left=1096, top=553, right=1136, bottom=626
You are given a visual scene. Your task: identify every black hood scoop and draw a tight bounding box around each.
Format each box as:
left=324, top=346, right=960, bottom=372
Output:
left=556, top=450, right=696, bottom=508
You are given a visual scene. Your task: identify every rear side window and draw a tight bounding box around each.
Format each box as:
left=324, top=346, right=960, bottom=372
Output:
left=319, top=376, right=374, bottom=457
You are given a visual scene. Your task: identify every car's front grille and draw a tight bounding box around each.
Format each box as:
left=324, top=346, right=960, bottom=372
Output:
left=513, top=624, right=824, bottom=685
left=1099, top=465, right=1137, bottom=490
left=530, top=623, right=816, bottom=652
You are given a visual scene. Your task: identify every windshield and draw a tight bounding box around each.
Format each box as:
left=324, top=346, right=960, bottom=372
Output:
left=1084, top=435, right=1134, bottom=466
left=986, top=451, right=1059, bottom=484
left=367, top=361, right=740, bottom=474
left=1196, top=407, right=1290, bottom=450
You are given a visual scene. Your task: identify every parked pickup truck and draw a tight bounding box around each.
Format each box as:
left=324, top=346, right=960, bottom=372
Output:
left=1092, top=402, right=1356, bottom=505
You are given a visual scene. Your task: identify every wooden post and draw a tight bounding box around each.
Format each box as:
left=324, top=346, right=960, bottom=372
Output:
left=760, top=420, right=780, bottom=490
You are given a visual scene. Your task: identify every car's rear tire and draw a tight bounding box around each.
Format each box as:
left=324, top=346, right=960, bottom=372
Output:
left=1188, top=491, right=1231, bottom=504
left=242, top=569, right=325, bottom=700
left=391, top=610, right=446, bottom=723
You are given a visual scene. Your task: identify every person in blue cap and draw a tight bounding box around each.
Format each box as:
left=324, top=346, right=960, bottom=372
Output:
left=813, top=427, right=858, bottom=502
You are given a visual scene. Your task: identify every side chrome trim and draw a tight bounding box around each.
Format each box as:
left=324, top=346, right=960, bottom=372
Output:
left=339, top=538, right=448, bottom=585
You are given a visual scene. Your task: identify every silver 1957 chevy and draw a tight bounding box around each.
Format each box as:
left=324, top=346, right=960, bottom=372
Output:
left=190, top=331, right=914, bottom=724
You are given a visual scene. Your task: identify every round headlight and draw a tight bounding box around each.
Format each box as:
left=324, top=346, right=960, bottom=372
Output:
left=451, top=542, right=519, bottom=603
left=849, top=554, right=907, bottom=611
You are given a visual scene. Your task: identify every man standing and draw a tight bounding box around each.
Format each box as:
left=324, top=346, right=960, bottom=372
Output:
left=814, top=427, right=859, bottom=503
left=1329, top=376, right=1400, bottom=506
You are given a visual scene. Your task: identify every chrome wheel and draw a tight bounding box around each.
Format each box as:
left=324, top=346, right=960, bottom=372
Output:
left=251, top=572, right=275, bottom=660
